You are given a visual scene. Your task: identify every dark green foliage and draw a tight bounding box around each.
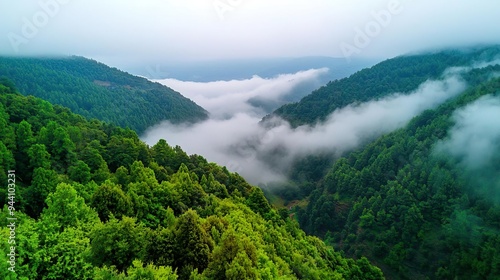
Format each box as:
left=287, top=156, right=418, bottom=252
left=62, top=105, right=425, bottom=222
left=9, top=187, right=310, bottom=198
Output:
left=105, top=136, right=140, bottom=172
left=0, top=83, right=382, bottom=279
left=151, top=139, right=175, bottom=168
left=0, top=77, right=17, bottom=93
left=205, top=229, right=258, bottom=279
left=90, top=216, right=150, bottom=271
left=91, top=181, right=132, bottom=221
left=0, top=56, right=208, bottom=133
left=68, top=160, right=92, bottom=184
left=201, top=173, right=229, bottom=199
left=35, top=183, right=99, bottom=279
left=26, top=167, right=59, bottom=217
left=292, top=72, right=500, bottom=278
left=0, top=142, right=15, bottom=201
left=146, top=222, right=176, bottom=267
left=28, top=144, right=51, bottom=170
left=42, top=183, right=99, bottom=231
left=173, top=210, right=213, bottom=276
left=170, top=164, right=207, bottom=212
left=270, top=46, right=500, bottom=127
left=94, top=260, right=179, bottom=279
left=14, top=120, right=35, bottom=176
left=246, top=187, right=272, bottom=217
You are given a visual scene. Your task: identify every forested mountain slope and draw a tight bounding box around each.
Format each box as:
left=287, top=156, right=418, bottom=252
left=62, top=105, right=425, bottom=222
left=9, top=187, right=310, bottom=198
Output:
left=270, top=46, right=500, bottom=127
left=0, top=82, right=383, bottom=279
left=0, top=56, right=208, bottom=133
left=289, top=60, right=500, bottom=278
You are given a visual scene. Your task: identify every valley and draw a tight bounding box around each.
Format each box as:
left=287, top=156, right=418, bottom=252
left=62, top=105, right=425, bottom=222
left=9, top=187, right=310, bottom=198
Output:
left=2, top=1, right=500, bottom=278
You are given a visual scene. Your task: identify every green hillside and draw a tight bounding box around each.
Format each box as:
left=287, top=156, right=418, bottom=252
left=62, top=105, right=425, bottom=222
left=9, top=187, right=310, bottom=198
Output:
left=0, top=56, right=208, bottom=134
left=270, top=46, right=500, bottom=127
left=276, top=50, right=500, bottom=278
left=0, top=82, right=382, bottom=279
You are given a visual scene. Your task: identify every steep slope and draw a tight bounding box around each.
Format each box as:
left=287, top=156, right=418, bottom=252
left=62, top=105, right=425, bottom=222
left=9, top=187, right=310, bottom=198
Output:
left=0, top=83, right=383, bottom=279
left=291, top=61, right=500, bottom=278
left=0, top=56, right=208, bottom=133
left=266, top=46, right=500, bottom=197
left=269, top=46, right=500, bottom=127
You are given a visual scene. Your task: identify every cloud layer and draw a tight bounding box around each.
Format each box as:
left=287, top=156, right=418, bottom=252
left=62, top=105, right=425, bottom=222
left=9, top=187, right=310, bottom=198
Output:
left=2, top=0, right=500, bottom=67
left=156, top=68, right=329, bottom=118
left=436, top=95, right=500, bottom=169
left=435, top=94, right=500, bottom=202
left=142, top=70, right=466, bottom=185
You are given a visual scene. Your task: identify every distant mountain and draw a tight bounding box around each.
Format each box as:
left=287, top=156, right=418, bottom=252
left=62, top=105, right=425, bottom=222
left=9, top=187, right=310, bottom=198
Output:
left=0, top=56, right=208, bottom=133
left=269, top=46, right=500, bottom=127
left=126, top=56, right=375, bottom=82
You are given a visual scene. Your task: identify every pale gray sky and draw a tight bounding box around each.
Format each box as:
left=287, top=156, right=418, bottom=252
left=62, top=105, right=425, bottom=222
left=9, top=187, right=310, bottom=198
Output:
left=1, top=0, right=500, bottom=65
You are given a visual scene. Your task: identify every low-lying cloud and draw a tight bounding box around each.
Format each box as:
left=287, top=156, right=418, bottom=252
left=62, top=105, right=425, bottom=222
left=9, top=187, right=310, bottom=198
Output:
left=436, top=95, right=500, bottom=169
left=156, top=68, right=329, bottom=119
left=142, top=69, right=467, bottom=185
left=435, top=94, right=500, bottom=203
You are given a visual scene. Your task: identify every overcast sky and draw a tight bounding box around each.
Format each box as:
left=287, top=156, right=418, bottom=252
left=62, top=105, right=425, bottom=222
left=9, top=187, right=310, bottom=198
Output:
left=1, top=0, right=500, bottom=66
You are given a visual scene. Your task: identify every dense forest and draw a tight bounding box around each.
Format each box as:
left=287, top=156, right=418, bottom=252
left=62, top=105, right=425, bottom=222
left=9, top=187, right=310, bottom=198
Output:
left=0, top=56, right=208, bottom=134
left=2, top=46, right=500, bottom=279
left=269, top=46, right=500, bottom=127
left=271, top=48, right=500, bottom=279
left=0, top=81, right=383, bottom=279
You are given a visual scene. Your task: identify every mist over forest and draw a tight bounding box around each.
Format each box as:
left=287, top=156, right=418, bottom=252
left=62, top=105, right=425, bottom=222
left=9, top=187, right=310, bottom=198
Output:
left=142, top=62, right=481, bottom=185
left=2, top=1, right=500, bottom=279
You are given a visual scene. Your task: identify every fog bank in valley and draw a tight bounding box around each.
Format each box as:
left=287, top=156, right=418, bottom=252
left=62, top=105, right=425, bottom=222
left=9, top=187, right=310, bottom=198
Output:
left=142, top=69, right=467, bottom=185
left=157, top=68, right=329, bottom=119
